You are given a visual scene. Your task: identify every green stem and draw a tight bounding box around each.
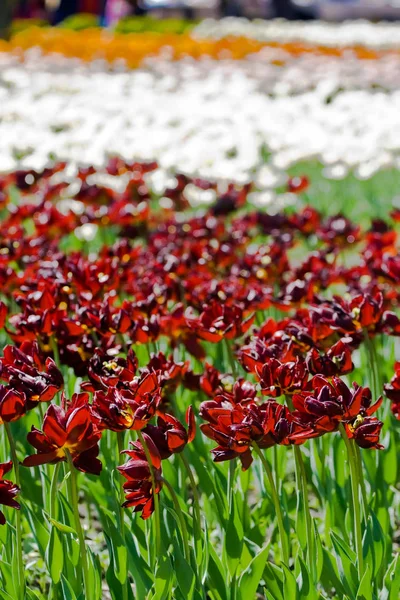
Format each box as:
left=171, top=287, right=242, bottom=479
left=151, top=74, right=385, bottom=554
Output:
left=179, top=453, right=207, bottom=600
left=363, top=330, right=379, bottom=401
left=354, top=443, right=369, bottom=523
left=224, top=338, right=237, bottom=378
left=162, top=478, right=191, bottom=562
left=339, top=424, right=363, bottom=580
left=50, top=335, right=61, bottom=370
left=137, top=431, right=161, bottom=558
left=294, top=445, right=315, bottom=582
left=117, top=432, right=129, bottom=600
left=65, top=450, right=91, bottom=600
left=253, top=442, right=290, bottom=565
left=50, top=462, right=61, bottom=520
left=179, top=453, right=202, bottom=533
left=4, top=422, right=25, bottom=600
left=227, top=459, right=235, bottom=513
left=286, top=396, right=314, bottom=580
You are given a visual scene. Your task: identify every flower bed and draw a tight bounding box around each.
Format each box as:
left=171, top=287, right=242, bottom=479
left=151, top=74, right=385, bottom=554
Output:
left=0, top=158, right=398, bottom=599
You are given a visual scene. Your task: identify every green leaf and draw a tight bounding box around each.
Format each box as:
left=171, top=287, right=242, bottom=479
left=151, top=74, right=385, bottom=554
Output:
left=296, top=556, right=316, bottom=600
left=61, top=576, right=78, bottom=600
left=23, top=502, right=50, bottom=558
left=206, top=545, right=228, bottom=600
left=382, top=555, right=400, bottom=600
left=87, top=547, right=103, bottom=600
left=172, top=534, right=196, bottom=599
left=0, top=561, right=17, bottom=599
left=238, top=544, right=269, bottom=600
left=330, top=532, right=358, bottom=596
left=282, top=563, right=298, bottom=600
left=313, top=523, right=324, bottom=582
left=356, top=563, right=372, bottom=600
left=224, top=493, right=244, bottom=577
left=124, top=530, right=153, bottom=598
left=320, top=547, right=346, bottom=598
left=381, top=432, right=397, bottom=487
left=48, top=517, right=77, bottom=536
left=263, top=562, right=284, bottom=600
left=153, top=554, right=173, bottom=600
left=362, top=510, right=386, bottom=584
left=46, top=527, right=64, bottom=584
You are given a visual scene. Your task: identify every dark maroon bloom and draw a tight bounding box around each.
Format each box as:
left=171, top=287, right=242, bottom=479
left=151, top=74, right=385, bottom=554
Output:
left=143, top=406, right=196, bottom=459
left=0, top=385, right=26, bottom=424
left=92, top=373, right=161, bottom=431
left=22, top=394, right=102, bottom=475
left=0, top=462, right=20, bottom=525
left=318, top=215, right=360, bottom=247
left=292, top=376, right=382, bottom=440
left=186, top=301, right=255, bottom=342
left=81, top=348, right=138, bottom=392
left=344, top=416, right=383, bottom=449
left=306, top=339, right=354, bottom=377
left=118, top=434, right=162, bottom=520
left=200, top=398, right=308, bottom=470
left=256, top=357, right=308, bottom=397
left=0, top=342, right=63, bottom=409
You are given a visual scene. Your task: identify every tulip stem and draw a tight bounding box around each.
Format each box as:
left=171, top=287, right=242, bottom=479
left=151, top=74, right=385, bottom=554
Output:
left=253, top=442, right=289, bottom=565
left=162, top=477, right=191, bottom=562
left=363, top=330, right=379, bottom=401
left=117, top=432, right=129, bottom=600
left=294, top=444, right=315, bottom=582
left=354, top=444, right=369, bottom=522
left=50, top=462, right=61, bottom=520
left=179, top=452, right=202, bottom=534
left=179, top=453, right=207, bottom=599
left=50, top=335, right=61, bottom=370
left=65, top=450, right=91, bottom=600
left=137, top=431, right=161, bottom=559
left=339, top=424, right=363, bottom=580
left=224, top=338, right=237, bottom=378
left=4, top=422, right=25, bottom=600
left=286, top=396, right=314, bottom=581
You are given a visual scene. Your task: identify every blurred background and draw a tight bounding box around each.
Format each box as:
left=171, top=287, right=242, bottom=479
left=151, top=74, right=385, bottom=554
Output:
left=1, top=0, right=400, bottom=37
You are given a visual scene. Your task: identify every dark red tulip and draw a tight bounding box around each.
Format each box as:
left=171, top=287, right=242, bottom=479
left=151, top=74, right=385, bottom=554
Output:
left=23, top=394, right=102, bottom=475
left=117, top=434, right=162, bottom=520
left=143, top=406, right=196, bottom=459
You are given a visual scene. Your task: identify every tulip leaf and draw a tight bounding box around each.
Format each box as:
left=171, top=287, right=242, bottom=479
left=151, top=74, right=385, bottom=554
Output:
left=382, top=555, right=400, bottom=600
left=0, top=561, right=17, bottom=599
left=60, top=576, right=78, bottom=600
left=152, top=553, right=173, bottom=600
left=23, top=502, right=50, bottom=558
left=48, top=517, right=77, bottom=536
left=238, top=544, right=269, bottom=600
left=330, top=531, right=358, bottom=596
left=46, top=526, right=64, bottom=584
left=282, top=563, right=298, bottom=600
left=171, top=533, right=196, bottom=600
left=224, top=492, right=244, bottom=577
left=263, top=562, right=284, bottom=600
left=362, top=510, right=386, bottom=584
left=320, top=547, right=346, bottom=597
left=380, top=432, right=397, bottom=488
left=206, top=544, right=228, bottom=600
left=356, top=563, right=372, bottom=600
left=87, top=547, right=103, bottom=600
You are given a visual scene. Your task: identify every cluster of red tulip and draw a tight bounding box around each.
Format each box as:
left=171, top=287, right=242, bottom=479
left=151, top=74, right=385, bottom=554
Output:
left=0, top=160, right=398, bottom=597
